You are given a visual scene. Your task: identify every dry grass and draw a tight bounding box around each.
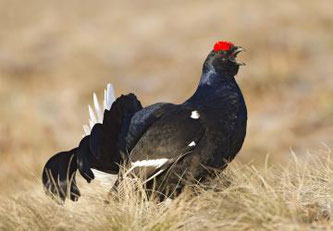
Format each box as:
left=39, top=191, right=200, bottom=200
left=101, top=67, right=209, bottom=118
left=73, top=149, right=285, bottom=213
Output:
left=1, top=148, right=333, bottom=230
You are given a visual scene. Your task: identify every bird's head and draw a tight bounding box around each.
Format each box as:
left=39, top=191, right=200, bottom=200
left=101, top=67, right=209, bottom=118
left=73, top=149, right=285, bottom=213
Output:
left=203, top=41, right=245, bottom=78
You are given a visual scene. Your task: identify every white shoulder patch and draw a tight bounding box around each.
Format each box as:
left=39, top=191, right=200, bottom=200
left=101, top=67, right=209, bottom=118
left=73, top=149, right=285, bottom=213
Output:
left=191, top=110, right=200, bottom=119
left=131, top=158, right=169, bottom=169
left=124, top=158, right=169, bottom=177
left=188, top=141, right=196, bottom=147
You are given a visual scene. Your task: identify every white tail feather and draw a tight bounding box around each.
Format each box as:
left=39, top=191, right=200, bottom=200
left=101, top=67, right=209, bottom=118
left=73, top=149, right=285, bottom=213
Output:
left=103, top=89, right=107, bottom=110
left=83, top=124, right=90, bottom=136
left=81, top=83, right=117, bottom=188
left=88, top=105, right=97, bottom=126
left=105, top=84, right=115, bottom=110
left=89, top=119, right=95, bottom=130
left=93, top=93, right=103, bottom=123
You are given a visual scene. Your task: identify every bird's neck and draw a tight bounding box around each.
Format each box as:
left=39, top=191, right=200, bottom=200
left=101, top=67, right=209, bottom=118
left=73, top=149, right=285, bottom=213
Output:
left=198, top=69, right=225, bottom=86
left=186, top=67, right=239, bottom=106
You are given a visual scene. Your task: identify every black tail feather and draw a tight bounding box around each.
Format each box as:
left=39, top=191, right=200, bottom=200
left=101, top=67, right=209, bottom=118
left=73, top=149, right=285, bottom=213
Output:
left=77, top=136, right=95, bottom=182
left=78, top=93, right=142, bottom=174
left=42, top=93, right=143, bottom=202
left=42, top=148, right=80, bottom=203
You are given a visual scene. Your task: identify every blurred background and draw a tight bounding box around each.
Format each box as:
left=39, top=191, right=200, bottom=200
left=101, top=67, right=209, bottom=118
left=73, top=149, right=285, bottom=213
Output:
left=0, top=0, right=332, bottom=195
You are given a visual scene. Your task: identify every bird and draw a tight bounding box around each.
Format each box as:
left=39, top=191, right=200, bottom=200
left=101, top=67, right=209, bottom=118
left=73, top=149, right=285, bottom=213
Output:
left=42, top=41, right=247, bottom=203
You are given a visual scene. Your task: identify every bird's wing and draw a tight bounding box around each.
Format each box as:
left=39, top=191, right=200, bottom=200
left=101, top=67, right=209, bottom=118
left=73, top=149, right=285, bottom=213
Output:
left=122, top=102, right=175, bottom=155
left=127, top=106, right=206, bottom=181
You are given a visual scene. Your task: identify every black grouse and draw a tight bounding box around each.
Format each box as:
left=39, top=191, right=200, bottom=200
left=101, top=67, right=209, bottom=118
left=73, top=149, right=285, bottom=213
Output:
left=42, top=41, right=247, bottom=202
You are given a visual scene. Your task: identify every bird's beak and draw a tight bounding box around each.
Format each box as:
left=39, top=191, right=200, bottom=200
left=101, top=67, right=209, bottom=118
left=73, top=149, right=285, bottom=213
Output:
left=229, top=46, right=246, bottom=66
left=233, top=46, right=246, bottom=56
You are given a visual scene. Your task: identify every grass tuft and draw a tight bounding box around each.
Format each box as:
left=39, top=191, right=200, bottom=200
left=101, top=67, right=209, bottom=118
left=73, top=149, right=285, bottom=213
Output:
left=1, top=149, right=333, bottom=230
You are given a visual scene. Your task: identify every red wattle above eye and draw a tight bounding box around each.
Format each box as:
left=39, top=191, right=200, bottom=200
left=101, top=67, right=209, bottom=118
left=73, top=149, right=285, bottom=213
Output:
left=213, top=41, right=234, bottom=52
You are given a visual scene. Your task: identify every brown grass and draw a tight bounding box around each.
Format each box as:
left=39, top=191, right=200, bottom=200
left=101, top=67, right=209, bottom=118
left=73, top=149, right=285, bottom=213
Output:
left=1, top=148, right=333, bottom=230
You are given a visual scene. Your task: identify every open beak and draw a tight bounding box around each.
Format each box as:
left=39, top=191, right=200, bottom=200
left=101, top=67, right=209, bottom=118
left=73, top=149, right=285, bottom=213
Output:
left=229, top=46, right=246, bottom=66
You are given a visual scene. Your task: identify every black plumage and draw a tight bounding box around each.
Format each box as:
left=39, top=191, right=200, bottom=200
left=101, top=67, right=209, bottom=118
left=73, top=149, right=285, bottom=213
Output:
left=42, top=148, right=80, bottom=202
left=42, top=41, right=247, bottom=202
